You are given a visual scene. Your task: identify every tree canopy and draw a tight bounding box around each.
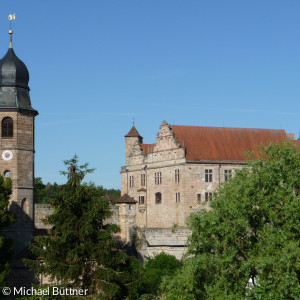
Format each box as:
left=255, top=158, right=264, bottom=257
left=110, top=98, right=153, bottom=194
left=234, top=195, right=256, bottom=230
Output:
left=34, top=177, right=120, bottom=204
left=26, top=156, right=142, bottom=299
left=161, top=142, right=300, bottom=299
left=137, top=252, right=182, bottom=297
left=0, top=176, right=15, bottom=291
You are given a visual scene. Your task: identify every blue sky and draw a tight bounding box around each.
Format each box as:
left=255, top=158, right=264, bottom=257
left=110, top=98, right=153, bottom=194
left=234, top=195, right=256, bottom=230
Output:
left=0, top=1, right=299, bottom=188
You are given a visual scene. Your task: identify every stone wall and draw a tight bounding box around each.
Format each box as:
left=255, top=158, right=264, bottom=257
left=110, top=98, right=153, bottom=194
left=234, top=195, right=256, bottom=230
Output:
left=0, top=111, right=36, bottom=254
left=34, top=204, right=53, bottom=229
left=121, top=121, right=243, bottom=229
left=136, top=227, right=191, bottom=260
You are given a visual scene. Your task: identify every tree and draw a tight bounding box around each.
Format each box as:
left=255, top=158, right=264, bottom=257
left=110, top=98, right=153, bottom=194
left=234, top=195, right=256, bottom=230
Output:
left=137, top=252, right=182, bottom=297
left=0, top=176, right=15, bottom=291
left=25, top=156, right=142, bottom=299
left=161, top=142, right=300, bottom=299
left=34, top=177, right=121, bottom=204
left=34, top=178, right=60, bottom=204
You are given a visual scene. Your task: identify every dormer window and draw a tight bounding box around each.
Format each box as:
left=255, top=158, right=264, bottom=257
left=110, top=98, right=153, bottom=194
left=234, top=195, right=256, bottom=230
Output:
left=2, top=117, right=13, bottom=138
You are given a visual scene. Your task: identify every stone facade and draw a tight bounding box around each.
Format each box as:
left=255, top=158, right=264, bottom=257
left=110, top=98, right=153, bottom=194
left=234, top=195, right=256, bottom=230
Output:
left=120, top=121, right=292, bottom=258
left=121, top=121, right=243, bottom=229
left=0, top=110, right=36, bottom=254
left=34, top=204, right=53, bottom=229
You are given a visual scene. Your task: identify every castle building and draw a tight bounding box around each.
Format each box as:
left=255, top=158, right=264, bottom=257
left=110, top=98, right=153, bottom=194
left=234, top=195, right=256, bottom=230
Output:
left=120, top=121, right=293, bottom=256
left=0, top=30, right=38, bottom=254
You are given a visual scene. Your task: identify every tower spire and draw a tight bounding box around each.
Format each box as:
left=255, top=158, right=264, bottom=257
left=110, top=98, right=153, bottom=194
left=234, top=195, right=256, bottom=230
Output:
left=8, top=14, right=16, bottom=48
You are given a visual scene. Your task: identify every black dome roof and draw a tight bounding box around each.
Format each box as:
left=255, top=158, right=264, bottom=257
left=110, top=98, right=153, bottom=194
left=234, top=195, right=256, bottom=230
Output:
left=0, top=46, right=36, bottom=113
left=0, top=48, right=29, bottom=90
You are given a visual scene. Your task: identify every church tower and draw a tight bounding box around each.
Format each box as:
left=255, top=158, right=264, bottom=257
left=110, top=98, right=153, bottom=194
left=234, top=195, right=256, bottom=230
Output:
left=0, top=29, right=38, bottom=253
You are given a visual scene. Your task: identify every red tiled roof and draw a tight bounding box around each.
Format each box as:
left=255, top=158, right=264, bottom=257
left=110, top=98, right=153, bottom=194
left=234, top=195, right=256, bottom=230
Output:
left=170, top=125, right=288, bottom=162
left=140, top=143, right=155, bottom=154
left=117, top=193, right=137, bottom=204
left=125, top=126, right=141, bottom=137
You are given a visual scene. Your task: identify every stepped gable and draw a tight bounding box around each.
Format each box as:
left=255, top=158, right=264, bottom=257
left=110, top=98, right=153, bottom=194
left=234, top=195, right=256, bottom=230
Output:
left=169, top=125, right=288, bottom=162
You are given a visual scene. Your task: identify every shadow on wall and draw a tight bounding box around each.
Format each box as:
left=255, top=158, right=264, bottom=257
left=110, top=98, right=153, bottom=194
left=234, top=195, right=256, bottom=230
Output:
left=3, top=201, right=38, bottom=298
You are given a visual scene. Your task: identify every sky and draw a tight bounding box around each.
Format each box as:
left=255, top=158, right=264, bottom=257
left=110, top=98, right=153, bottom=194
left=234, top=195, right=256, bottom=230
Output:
left=0, top=1, right=299, bottom=189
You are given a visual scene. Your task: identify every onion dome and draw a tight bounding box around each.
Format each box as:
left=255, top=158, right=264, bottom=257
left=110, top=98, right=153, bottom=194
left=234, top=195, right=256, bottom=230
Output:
left=0, top=48, right=29, bottom=90
left=0, top=30, right=36, bottom=112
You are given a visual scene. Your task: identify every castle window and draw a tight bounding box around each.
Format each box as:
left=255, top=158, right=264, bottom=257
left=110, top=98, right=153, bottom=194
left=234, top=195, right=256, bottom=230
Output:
left=197, top=194, right=201, bottom=203
left=224, top=169, right=232, bottom=181
left=155, top=172, right=162, bottom=185
left=175, top=192, right=180, bottom=203
left=205, top=169, right=213, bottom=182
left=155, top=192, right=162, bottom=204
left=205, top=192, right=212, bottom=201
left=4, top=170, right=11, bottom=178
left=2, top=117, right=13, bottom=138
left=139, top=196, right=145, bottom=205
left=129, top=175, right=134, bottom=188
left=175, top=169, right=180, bottom=183
left=141, top=174, right=145, bottom=186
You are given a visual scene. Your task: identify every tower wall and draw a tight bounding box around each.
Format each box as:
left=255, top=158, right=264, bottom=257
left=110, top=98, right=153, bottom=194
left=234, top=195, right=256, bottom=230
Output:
left=0, top=110, right=36, bottom=253
left=125, top=135, right=143, bottom=165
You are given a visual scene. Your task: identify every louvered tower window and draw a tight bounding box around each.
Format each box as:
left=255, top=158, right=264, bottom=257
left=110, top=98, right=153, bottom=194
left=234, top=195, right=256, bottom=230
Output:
left=2, top=117, right=13, bottom=138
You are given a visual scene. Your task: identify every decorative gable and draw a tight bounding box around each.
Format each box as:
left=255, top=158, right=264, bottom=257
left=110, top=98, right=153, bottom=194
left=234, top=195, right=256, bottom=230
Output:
left=153, top=120, right=181, bottom=152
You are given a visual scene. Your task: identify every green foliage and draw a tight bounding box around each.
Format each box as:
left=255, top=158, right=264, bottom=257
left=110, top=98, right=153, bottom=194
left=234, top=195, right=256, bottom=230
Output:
left=103, top=188, right=121, bottom=202
left=0, top=176, right=15, bottom=291
left=161, top=142, right=300, bottom=299
left=34, top=177, right=60, bottom=204
left=138, top=252, right=182, bottom=297
left=26, top=156, right=142, bottom=299
left=34, top=177, right=120, bottom=204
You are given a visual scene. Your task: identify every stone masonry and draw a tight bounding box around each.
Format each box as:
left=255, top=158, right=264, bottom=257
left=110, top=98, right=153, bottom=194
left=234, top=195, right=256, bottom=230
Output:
left=0, top=110, right=36, bottom=254
left=119, top=121, right=293, bottom=259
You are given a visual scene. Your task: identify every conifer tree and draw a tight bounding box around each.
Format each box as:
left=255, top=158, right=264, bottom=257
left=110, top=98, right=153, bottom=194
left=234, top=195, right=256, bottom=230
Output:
left=25, top=156, right=142, bottom=299
left=0, top=176, right=15, bottom=290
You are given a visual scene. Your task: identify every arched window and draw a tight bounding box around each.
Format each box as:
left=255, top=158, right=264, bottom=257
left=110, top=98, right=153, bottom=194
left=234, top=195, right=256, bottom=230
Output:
left=4, top=170, right=11, bottom=178
left=155, top=192, right=162, bottom=204
left=2, top=117, right=13, bottom=138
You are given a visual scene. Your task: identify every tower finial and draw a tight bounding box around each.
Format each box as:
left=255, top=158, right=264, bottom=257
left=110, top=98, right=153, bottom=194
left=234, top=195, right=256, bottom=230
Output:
left=8, top=14, right=16, bottom=48
left=132, top=117, right=135, bottom=127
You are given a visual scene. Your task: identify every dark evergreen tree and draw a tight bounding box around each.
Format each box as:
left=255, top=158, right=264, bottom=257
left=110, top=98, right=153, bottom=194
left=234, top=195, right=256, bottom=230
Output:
left=25, top=156, right=142, bottom=299
left=0, top=176, right=15, bottom=291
